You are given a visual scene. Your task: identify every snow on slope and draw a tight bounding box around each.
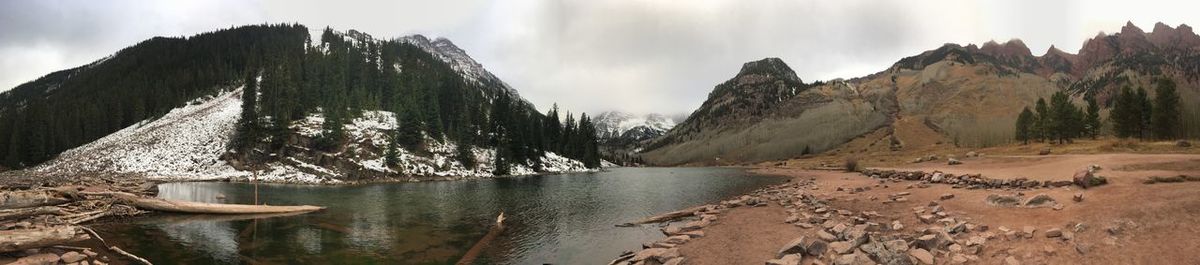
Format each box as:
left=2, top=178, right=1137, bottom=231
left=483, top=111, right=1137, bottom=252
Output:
left=593, top=111, right=678, bottom=139
left=36, top=88, right=249, bottom=179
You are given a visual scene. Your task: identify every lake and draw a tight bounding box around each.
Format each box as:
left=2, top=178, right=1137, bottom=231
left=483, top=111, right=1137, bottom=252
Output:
left=96, top=167, right=783, bottom=264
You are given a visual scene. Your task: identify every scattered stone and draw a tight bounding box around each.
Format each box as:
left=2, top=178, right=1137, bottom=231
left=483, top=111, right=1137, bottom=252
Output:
left=61, top=251, right=86, bottom=263
left=830, top=241, right=855, bottom=254
left=1005, top=256, right=1021, bottom=265
left=950, top=254, right=969, bottom=264
left=1075, top=243, right=1092, bottom=255
left=1043, top=245, right=1057, bottom=255
left=1073, top=169, right=1108, bottom=189
left=662, top=235, right=691, bottom=245
left=778, top=237, right=809, bottom=258
left=796, top=223, right=814, bottom=229
left=805, top=239, right=830, bottom=257
left=947, top=158, right=962, bottom=165
left=966, top=236, right=985, bottom=246
left=1038, top=147, right=1051, bottom=155
left=681, top=230, right=705, bottom=238
left=817, top=230, right=839, bottom=242
left=1022, top=226, right=1036, bottom=238
left=918, top=214, right=936, bottom=224
left=939, top=194, right=955, bottom=200
left=891, top=220, right=904, bottom=231
left=12, top=253, right=61, bottom=265
left=1022, top=194, right=1056, bottom=207
left=664, top=257, right=686, bottom=265
left=986, top=194, right=1021, bottom=207
left=632, top=248, right=680, bottom=264
left=909, top=248, right=934, bottom=264
left=1046, top=228, right=1063, bottom=238
left=766, top=254, right=803, bottom=265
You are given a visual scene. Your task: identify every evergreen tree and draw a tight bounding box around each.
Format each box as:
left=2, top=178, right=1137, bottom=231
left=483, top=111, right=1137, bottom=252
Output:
left=543, top=104, right=562, bottom=153
left=1085, top=96, right=1101, bottom=139
left=232, top=71, right=260, bottom=151
left=396, top=111, right=423, bottom=152
left=1034, top=98, right=1050, bottom=142
left=1112, top=86, right=1136, bottom=138
left=456, top=143, right=476, bottom=169
left=1136, top=88, right=1153, bottom=139
left=1152, top=78, right=1181, bottom=140
left=1015, top=107, right=1035, bottom=144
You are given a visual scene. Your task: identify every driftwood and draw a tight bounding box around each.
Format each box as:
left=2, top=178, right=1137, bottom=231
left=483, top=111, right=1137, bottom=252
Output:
left=0, top=226, right=90, bottom=252
left=84, top=191, right=324, bottom=214
left=631, top=205, right=709, bottom=224
left=0, top=190, right=71, bottom=210
left=0, top=206, right=65, bottom=221
left=455, top=213, right=506, bottom=265
left=79, top=226, right=153, bottom=265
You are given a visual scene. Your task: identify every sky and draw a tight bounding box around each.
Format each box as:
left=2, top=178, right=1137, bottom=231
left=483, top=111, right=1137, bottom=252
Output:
left=2, top=0, right=1198, bottom=115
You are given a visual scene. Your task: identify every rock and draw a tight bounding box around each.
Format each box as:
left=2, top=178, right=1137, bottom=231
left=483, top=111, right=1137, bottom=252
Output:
left=817, top=230, right=839, bottom=242
left=947, top=158, right=962, bottom=165
left=632, top=248, right=681, bottom=263
left=918, top=214, right=937, bottom=224
left=891, top=220, right=905, bottom=231
left=830, top=241, right=855, bottom=254
left=61, top=251, right=86, bottom=263
left=1005, top=256, right=1021, bottom=265
left=663, top=235, right=691, bottom=245
left=805, top=239, right=830, bottom=257
left=966, top=236, right=986, bottom=246
left=1073, top=193, right=1084, bottom=202
left=950, top=254, right=969, bottom=264
left=1039, top=147, right=1051, bottom=155
left=1022, top=226, right=1036, bottom=238
left=778, top=237, right=808, bottom=258
left=909, top=248, right=935, bottom=265
left=1022, top=194, right=1056, bottom=207
left=1178, top=140, right=1192, bottom=147
left=1046, top=228, right=1063, bottom=238
left=11, top=253, right=61, bottom=265
left=1075, top=243, right=1092, bottom=255
left=966, top=151, right=978, bottom=157
left=842, top=226, right=869, bottom=247
left=986, top=194, right=1021, bottom=207
left=785, top=215, right=799, bottom=223
left=859, top=239, right=911, bottom=265
left=939, top=194, right=955, bottom=200
left=664, top=257, right=686, bottom=265
left=766, top=254, right=802, bottom=265
left=680, top=230, right=705, bottom=238
left=915, top=235, right=940, bottom=250
left=931, top=172, right=945, bottom=182
left=1073, top=169, right=1107, bottom=189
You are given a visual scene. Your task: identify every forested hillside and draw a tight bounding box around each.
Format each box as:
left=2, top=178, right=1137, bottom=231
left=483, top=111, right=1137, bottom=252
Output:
left=1, top=24, right=600, bottom=178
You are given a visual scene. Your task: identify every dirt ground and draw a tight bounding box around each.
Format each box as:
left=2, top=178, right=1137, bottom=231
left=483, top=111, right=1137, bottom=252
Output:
left=677, top=153, right=1200, bottom=265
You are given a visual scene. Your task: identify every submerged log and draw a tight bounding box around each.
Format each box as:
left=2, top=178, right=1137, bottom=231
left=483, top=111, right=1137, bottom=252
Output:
left=0, top=226, right=89, bottom=253
left=456, top=213, right=506, bottom=265
left=631, top=205, right=709, bottom=224
left=0, top=206, right=65, bottom=221
left=86, top=191, right=324, bottom=214
left=0, top=190, right=71, bottom=210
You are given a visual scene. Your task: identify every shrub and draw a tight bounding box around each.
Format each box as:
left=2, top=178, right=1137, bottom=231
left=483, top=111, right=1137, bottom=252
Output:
left=844, top=156, right=861, bottom=172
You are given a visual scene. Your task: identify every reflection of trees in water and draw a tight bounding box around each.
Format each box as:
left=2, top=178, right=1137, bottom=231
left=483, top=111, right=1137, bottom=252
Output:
left=156, top=221, right=239, bottom=263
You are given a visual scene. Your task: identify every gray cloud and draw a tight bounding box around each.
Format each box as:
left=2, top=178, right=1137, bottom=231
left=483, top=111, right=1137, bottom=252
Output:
left=2, top=0, right=1199, bottom=116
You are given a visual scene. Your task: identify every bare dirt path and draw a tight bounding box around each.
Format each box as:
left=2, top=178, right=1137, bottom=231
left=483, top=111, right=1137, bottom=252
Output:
left=671, top=153, right=1200, bottom=265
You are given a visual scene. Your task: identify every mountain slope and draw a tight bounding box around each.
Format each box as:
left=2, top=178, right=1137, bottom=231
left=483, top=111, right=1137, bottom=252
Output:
left=643, top=22, right=1200, bottom=165
left=2, top=24, right=601, bottom=182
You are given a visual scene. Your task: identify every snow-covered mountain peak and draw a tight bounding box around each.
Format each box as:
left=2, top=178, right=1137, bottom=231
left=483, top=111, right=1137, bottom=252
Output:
left=593, top=111, right=678, bottom=141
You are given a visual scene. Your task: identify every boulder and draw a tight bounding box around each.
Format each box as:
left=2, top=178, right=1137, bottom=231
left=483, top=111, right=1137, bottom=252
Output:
left=817, top=230, right=839, bottom=242
left=947, top=158, right=962, bottom=165
left=1022, top=194, right=1057, bottom=207
left=1073, top=193, right=1084, bottom=202
left=939, top=194, right=955, bottom=200
left=805, top=239, right=830, bottom=257
left=1072, top=169, right=1107, bottom=189
left=778, top=237, right=808, bottom=258
left=830, top=241, right=855, bottom=254
left=859, top=239, right=913, bottom=265
left=986, top=194, right=1021, bottom=207
left=1038, top=147, right=1051, bottom=155
left=909, top=248, right=935, bottom=265
left=766, top=254, right=802, bottom=265
left=1022, top=226, right=1036, bottom=238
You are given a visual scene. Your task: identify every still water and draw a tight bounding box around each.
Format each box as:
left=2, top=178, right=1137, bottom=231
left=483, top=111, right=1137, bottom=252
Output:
left=97, top=167, right=783, bottom=264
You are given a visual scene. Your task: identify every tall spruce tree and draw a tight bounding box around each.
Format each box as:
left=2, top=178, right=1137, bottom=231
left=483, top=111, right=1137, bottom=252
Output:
left=1015, top=107, right=1035, bottom=144
left=1085, top=96, right=1101, bottom=139
left=1034, top=98, right=1050, bottom=142
left=1152, top=79, right=1181, bottom=140
left=1112, top=86, right=1136, bottom=138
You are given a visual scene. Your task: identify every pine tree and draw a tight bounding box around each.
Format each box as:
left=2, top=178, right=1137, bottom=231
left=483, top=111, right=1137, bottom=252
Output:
left=1085, top=96, right=1101, bottom=139
left=396, top=111, right=423, bottom=152
left=456, top=142, right=476, bottom=169
left=1034, top=98, right=1050, bottom=142
left=1015, top=107, right=1035, bottom=144
left=233, top=71, right=260, bottom=151
left=1112, top=86, right=1135, bottom=138
left=1135, top=88, right=1151, bottom=139
left=1152, top=78, right=1181, bottom=140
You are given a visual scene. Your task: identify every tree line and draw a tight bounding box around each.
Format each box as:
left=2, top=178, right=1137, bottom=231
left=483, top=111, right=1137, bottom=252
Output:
left=1015, top=78, right=1182, bottom=144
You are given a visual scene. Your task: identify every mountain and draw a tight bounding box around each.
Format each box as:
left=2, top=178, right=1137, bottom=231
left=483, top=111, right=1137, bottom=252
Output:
left=0, top=24, right=601, bottom=182
left=642, top=21, right=1200, bottom=166
left=592, top=111, right=678, bottom=142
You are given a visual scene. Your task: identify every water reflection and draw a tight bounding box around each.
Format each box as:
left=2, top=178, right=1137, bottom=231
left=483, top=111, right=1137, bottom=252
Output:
left=98, top=168, right=782, bottom=264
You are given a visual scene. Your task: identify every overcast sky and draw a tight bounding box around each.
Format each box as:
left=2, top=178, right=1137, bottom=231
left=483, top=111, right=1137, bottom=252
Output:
left=2, top=0, right=1198, bottom=115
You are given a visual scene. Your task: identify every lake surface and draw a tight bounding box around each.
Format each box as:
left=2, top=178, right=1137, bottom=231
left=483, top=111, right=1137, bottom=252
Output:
left=97, top=167, right=783, bottom=264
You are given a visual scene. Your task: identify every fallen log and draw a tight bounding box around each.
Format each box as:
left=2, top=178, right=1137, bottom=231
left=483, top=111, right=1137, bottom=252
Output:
left=456, top=213, right=506, bottom=265
left=631, top=205, right=709, bottom=224
left=0, top=226, right=90, bottom=253
left=0, top=206, right=65, bottom=221
left=0, top=190, right=71, bottom=210
left=84, top=191, right=324, bottom=214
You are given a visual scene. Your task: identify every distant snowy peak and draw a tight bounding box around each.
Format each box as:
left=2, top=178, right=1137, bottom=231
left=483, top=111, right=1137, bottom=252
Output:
left=397, top=34, right=520, bottom=98
left=593, top=111, right=678, bottom=140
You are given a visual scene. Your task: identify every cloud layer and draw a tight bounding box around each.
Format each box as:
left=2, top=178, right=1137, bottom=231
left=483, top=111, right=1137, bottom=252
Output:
left=2, top=0, right=1198, bottom=115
